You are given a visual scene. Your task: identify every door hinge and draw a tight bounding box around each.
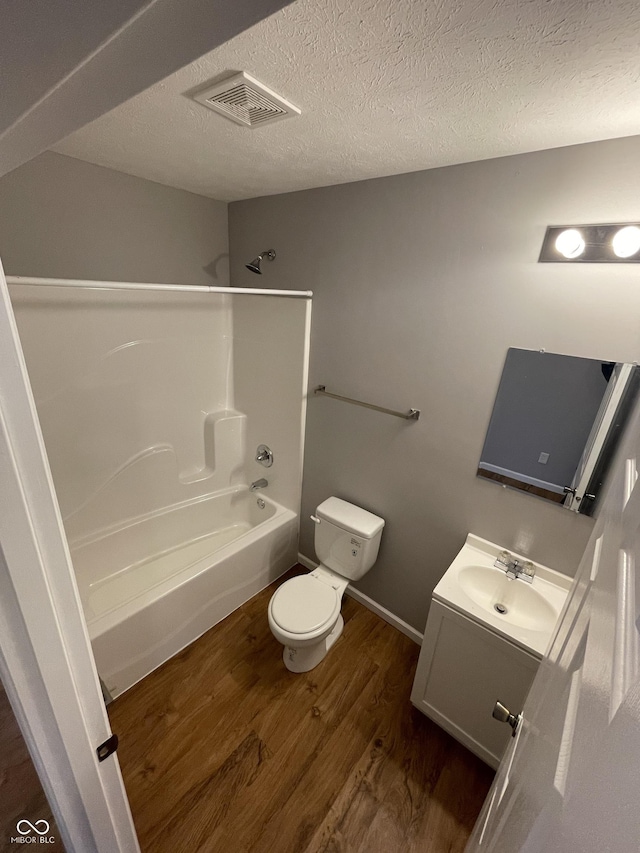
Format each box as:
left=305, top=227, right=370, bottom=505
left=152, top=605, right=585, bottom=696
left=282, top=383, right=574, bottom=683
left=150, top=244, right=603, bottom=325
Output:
left=96, top=733, right=119, bottom=762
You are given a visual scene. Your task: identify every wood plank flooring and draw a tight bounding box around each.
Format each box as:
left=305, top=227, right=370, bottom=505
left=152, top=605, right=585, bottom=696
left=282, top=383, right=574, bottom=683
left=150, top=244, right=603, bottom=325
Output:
left=0, top=680, right=62, bottom=851
left=109, top=567, right=494, bottom=853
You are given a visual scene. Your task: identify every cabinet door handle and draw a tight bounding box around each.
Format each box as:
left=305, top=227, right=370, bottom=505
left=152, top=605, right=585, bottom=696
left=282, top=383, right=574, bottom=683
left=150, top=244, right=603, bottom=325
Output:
left=492, top=700, right=523, bottom=737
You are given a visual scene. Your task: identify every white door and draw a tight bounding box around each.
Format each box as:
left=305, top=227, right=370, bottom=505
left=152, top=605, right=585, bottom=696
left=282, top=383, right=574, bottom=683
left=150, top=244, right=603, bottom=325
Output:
left=467, top=385, right=640, bottom=852
left=0, top=259, right=139, bottom=852
left=564, top=361, right=634, bottom=511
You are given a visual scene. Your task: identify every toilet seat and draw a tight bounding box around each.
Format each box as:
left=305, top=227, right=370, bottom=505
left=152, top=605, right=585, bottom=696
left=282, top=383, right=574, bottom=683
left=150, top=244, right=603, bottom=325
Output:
left=269, top=575, right=340, bottom=637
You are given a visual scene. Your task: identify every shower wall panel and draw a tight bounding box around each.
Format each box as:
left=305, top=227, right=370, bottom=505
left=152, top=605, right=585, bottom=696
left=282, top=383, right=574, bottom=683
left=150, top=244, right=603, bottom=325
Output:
left=11, top=287, right=236, bottom=542
left=232, top=294, right=311, bottom=514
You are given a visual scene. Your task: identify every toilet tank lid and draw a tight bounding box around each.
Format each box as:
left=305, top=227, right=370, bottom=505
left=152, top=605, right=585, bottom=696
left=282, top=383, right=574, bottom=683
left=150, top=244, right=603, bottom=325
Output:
left=316, top=497, right=385, bottom=539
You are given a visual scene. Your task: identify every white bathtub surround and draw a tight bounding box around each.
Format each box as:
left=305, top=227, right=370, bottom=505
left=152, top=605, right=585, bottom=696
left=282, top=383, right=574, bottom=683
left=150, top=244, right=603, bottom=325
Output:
left=11, top=280, right=311, bottom=696
left=65, top=409, right=248, bottom=540
left=298, top=552, right=423, bottom=645
left=232, top=294, right=312, bottom=514
left=11, top=286, right=236, bottom=531
left=7, top=275, right=312, bottom=299
left=78, top=491, right=296, bottom=697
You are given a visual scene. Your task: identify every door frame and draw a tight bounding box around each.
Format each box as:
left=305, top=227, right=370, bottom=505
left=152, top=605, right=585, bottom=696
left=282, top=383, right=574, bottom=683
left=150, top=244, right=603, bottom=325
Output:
left=565, top=362, right=635, bottom=511
left=0, top=259, right=139, bottom=851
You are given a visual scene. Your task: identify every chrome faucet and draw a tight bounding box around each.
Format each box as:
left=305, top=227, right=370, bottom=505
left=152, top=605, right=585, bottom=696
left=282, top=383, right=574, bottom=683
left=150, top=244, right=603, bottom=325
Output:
left=250, top=478, right=268, bottom=491
left=494, top=550, right=535, bottom=583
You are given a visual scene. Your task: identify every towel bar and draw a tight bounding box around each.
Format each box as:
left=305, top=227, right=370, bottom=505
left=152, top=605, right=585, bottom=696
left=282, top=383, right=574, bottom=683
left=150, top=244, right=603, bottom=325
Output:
left=314, top=386, right=420, bottom=421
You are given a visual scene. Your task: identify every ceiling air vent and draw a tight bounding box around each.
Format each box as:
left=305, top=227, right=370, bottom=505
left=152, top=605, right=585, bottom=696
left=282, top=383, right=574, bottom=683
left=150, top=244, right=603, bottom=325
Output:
left=192, top=71, right=301, bottom=128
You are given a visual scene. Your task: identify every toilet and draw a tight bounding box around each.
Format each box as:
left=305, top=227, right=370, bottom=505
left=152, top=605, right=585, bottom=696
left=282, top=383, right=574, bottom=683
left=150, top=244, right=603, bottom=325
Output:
left=268, top=497, right=385, bottom=672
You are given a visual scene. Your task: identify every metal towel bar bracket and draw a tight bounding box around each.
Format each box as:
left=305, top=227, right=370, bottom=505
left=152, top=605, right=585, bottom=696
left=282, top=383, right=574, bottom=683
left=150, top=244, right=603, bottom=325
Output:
left=314, top=385, right=420, bottom=421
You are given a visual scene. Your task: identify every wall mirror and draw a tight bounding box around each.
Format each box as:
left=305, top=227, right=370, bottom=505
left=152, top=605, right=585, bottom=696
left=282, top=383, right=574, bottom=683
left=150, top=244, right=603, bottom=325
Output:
left=478, top=348, right=640, bottom=515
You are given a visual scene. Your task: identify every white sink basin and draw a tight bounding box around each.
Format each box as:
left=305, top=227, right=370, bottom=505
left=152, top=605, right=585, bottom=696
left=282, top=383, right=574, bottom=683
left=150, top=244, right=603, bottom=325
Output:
left=457, top=565, right=559, bottom=633
left=433, top=535, right=571, bottom=657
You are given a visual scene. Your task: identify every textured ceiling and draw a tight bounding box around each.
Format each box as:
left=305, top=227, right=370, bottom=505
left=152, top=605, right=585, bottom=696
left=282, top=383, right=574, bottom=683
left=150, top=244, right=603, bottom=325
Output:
left=53, top=0, right=640, bottom=201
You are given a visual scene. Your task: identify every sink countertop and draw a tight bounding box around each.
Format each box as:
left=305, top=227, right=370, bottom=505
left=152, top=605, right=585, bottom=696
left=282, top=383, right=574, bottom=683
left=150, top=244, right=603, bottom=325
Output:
left=433, top=533, right=572, bottom=658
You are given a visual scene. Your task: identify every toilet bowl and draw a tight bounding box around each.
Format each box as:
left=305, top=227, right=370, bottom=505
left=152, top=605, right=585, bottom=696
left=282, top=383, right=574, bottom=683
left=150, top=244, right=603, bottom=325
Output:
left=268, top=497, right=384, bottom=673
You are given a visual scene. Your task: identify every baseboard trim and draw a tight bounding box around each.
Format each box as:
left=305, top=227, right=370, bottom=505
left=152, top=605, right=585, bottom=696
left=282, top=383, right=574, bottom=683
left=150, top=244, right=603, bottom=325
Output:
left=345, top=586, right=423, bottom=646
left=297, top=552, right=423, bottom=646
left=297, top=553, right=316, bottom=572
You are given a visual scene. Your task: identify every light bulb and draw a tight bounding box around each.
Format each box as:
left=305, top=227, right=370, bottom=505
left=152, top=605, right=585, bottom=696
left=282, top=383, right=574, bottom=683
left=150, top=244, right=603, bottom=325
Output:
left=555, top=229, right=585, bottom=259
left=612, top=225, right=640, bottom=258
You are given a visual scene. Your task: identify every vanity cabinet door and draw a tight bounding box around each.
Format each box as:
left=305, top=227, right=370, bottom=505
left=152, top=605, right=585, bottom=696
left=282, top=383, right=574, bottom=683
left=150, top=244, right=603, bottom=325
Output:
left=410, top=599, right=540, bottom=769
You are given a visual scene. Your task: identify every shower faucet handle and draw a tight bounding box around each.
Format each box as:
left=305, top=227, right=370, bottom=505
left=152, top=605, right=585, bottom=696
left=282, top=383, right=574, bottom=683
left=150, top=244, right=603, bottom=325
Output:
left=256, top=444, right=273, bottom=467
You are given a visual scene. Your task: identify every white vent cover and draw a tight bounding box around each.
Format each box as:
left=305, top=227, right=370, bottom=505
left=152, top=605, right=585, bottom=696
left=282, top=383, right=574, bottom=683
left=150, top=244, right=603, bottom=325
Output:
left=192, top=71, right=301, bottom=128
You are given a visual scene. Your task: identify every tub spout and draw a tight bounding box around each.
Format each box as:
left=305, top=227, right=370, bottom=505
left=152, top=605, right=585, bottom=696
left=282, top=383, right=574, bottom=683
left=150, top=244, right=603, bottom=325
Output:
left=250, top=478, right=268, bottom=491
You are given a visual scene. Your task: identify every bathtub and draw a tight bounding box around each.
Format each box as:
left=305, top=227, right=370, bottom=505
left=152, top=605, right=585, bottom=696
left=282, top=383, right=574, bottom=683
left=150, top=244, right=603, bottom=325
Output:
left=70, top=489, right=298, bottom=697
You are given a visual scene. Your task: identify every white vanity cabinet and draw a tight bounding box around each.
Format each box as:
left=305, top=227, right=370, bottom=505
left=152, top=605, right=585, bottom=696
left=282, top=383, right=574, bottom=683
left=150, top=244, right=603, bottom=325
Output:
left=410, top=599, right=540, bottom=769
left=410, top=534, right=569, bottom=768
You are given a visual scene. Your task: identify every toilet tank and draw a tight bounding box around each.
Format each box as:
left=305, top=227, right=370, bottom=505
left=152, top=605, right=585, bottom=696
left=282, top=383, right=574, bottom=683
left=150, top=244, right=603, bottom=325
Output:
left=314, top=497, right=385, bottom=581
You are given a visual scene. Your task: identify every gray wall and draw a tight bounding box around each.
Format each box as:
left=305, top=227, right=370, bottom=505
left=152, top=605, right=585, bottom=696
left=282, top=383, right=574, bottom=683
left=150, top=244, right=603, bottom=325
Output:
left=0, top=151, right=229, bottom=285
left=229, top=135, right=640, bottom=632
left=481, top=350, right=609, bottom=488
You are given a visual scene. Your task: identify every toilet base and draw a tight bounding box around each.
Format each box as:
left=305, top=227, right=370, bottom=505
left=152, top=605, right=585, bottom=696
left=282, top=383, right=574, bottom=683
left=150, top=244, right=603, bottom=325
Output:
left=282, top=614, right=345, bottom=673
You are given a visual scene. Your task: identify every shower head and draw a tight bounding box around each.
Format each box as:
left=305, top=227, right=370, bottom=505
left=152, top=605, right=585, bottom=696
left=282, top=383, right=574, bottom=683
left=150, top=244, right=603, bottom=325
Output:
left=246, top=249, right=276, bottom=274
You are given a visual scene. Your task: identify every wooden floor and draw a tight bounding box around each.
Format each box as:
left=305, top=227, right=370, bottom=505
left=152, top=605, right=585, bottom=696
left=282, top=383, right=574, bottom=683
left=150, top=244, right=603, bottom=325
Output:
left=109, top=567, right=494, bottom=853
left=0, top=680, right=62, bottom=851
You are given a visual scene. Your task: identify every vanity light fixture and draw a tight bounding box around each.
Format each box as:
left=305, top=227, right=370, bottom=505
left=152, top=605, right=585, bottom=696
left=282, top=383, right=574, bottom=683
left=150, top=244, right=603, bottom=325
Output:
left=554, top=228, right=585, bottom=259
left=612, top=225, right=640, bottom=258
left=539, top=223, right=640, bottom=263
